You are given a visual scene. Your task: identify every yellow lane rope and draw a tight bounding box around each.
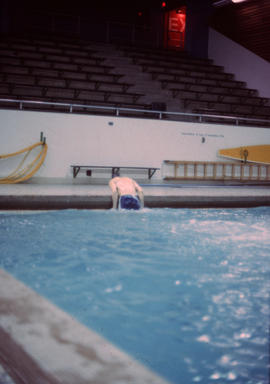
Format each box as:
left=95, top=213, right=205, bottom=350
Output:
left=0, top=141, right=48, bottom=184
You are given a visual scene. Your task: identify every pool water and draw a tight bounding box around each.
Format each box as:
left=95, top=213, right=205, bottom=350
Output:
left=0, top=208, right=269, bottom=384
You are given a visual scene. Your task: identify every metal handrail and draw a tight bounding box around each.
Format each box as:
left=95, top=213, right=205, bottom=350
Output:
left=0, top=98, right=269, bottom=127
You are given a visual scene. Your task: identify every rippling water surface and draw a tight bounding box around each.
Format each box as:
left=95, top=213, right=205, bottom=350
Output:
left=0, top=208, right=269, bottom=384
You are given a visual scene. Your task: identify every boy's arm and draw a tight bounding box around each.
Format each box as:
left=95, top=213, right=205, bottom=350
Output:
left=109, top=179, right=119, bottom=209
left=134, top=181, right=144, bottom=208
left=137, top=190, right=144, bottom=208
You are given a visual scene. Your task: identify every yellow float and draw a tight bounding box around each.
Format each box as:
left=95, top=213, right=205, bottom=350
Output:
left=218, top=145, right=270, bottom=164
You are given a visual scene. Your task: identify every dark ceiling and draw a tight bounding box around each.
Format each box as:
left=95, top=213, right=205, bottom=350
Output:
left=210, top=0, right=270, bottom=62
left=4, top=0, right=270, bottom=61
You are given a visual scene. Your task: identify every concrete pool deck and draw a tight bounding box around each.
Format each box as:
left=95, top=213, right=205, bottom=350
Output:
left=0, top=182, right=270, bottom=209
left=0, top=269, right=171, bottom=384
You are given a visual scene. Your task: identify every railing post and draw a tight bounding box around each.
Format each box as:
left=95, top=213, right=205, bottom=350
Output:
left=222, top=164, right=226, bottom=179
left=240, top=163, right=246, bottom=180
left=213, top=163, right=217, bottom=180
left=249, top=164, right=253, bottom=180
left=184, top=163, right=188, bottom=178
left=203, top=163, right=207, bottom=179
left=174, top=163, right=177, bottom=178
left=267, top=165, right=270, bottom=181
left=232, top=164, right=235, bottom=179
left=258, top=164, right=262, bottom=180
left=194, top=163, right=197, bottom=179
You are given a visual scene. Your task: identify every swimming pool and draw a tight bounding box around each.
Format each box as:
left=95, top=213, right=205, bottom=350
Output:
left=0, top=208, right=269, bottom=384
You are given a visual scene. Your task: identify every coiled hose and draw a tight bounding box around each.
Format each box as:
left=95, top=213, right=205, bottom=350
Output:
left=0, top=141, right=48, bottom=184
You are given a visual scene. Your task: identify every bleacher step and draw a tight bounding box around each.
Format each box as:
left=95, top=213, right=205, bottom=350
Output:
left=0, top=36, right=269, bottom=121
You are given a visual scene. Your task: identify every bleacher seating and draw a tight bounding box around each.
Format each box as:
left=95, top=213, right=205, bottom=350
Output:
left=120, top=44, right=270, bottom=121
left=0, top=35, right=269, bottom=123
left=0, top=36, right=148, bottom=113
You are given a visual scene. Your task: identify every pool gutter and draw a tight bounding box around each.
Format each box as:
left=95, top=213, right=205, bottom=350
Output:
left=0, top=184, right=270, bottom=209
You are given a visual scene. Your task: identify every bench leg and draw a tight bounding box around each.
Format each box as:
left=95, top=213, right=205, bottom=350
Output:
left=148, top=168, right=157, bottom=179
left=112, top=167, right=120, bottom=177
left=73, top=166, right=81, bottom=178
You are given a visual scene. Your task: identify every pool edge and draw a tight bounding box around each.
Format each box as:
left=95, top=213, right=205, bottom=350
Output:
left=0, top=268, right=171, bottom=384
left=1, top=194, right=270, bottom=209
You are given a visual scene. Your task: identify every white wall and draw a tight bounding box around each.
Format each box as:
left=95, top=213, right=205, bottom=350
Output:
left=0, top=109, right=270, bottom=182
left=208, top=28, right=270, bottom=99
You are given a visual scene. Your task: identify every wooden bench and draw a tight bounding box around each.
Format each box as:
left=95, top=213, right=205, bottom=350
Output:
left=0, top=54, right=113, bottom=74
left=0, top=72, right=133, bottom=94
left=194, top=107, right=270, bottom=120
left=119, top=45, right=211, bottom=65
left=156, top=73, right=246, bottom=89
left=182, top=97, right=269, bottom=116
left=182, top=98, right=234, bottom=113
left=160, top=79, right=257, bottom=96
left=1, top=36, right=97, bottom=54
left=71, top=165, right=160, bottom=179
left=1, top=81, right=143, bottom=104
left=0, top=62, right=124, bottom=83
left=134, top=59, right=229, bottom=78
left=131, top=55, right=223, bottom=74
left=0, top=50, right=105, bottom=66
left=0, top=44, right=97, bottom=60
left=170, top=88, right=268, bottom=106
left=142, top=66, right=234, bottom=82
left=127, top=51, right=212, bottom=66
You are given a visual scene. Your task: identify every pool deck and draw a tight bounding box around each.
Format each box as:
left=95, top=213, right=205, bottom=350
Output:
left=0, top=182, right=270, bottom=209
left=0, top=269, right=170, bottom=384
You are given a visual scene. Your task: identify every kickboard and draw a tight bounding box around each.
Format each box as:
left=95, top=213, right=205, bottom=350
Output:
left=218, top=145, right=270, bottom=164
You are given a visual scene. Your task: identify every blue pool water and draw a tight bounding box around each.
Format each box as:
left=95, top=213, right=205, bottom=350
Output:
left=0, top=208, right=269, bottom=384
